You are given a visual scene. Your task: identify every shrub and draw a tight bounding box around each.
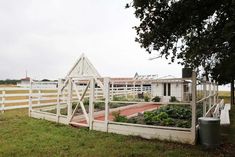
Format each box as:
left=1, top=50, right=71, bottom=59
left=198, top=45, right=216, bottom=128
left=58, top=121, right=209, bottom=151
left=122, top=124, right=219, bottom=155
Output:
left=143, top=111, right=155, bottom=124
left=94, top=102, right=105, bottom=110
left=152, top=96, right=161, bottom=102
left=112, top=111, right=128, bottom=122
left=83, top=98, right=89, bottom=106
left=169, top=96, right=178, bottom=102
left=113, top=96, right=128, bottom=101
left=144, top=95, right=150, bottom=102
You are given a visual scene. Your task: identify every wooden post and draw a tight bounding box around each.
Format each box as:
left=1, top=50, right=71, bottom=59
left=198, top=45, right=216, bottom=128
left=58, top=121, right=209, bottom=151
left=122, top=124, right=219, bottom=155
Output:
left=209, top=82, right=212, bottom=108
left=111, top=82, right=114, bottom=100
left=133, top=81, right=136, bottom=99
left=37, top=89, right=41, bottom=105
left=203, top=77, right=207, bottom=116
left=1, top=90, right=5, bottom=113
left=67, top=78, right=73, bottom=120
left=213, top=80, right=216, bottom=106
left=104, top=77, right=110, bottom=132
left=125, top=82, right=128, bottom=99
left=191, top=71, right=197, bottom=144
left=141, top=81, right=143, bottom=93
left=28, top=80, right=33, bottom=116
left=89, top=78, right=95, bottom=130
left=56, top=79, right=62, bottom=121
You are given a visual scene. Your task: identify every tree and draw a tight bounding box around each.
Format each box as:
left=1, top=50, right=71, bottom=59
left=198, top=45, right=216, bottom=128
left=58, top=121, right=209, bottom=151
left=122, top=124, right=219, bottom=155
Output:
left=127, top=0, right=235, bottom=104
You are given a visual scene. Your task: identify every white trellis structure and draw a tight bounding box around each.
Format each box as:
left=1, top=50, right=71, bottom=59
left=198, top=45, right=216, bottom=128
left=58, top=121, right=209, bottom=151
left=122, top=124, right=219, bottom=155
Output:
left=28, top=54, right=227, bottom=145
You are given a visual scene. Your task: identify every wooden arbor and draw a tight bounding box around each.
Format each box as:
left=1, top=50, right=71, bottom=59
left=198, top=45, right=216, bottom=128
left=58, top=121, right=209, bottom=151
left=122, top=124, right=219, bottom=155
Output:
left=56, top=76, right=110, bottom=129
left=55, top=53, right=110, bottom=128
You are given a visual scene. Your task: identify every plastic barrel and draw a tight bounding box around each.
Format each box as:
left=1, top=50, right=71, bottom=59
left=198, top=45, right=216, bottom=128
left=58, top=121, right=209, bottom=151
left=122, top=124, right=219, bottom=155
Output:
left=198, top=117, right=220, bottom=148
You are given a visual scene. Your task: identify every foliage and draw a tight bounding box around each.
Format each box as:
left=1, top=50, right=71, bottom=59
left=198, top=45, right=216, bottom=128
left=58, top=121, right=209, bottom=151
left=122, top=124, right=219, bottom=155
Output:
left=127, top=0, right=235, bottom=84
left=83, top=98, right=89, bottom=106
left=0, top=79, right=20, bottom=85
left=112, top=110, right=128, bottom=122
left=152, top=96, right=161, bottom=102
left=144, top=95, right=150, bottom=102
left=142, top=105, right=191, bottom=128
left=94, top=102, right=105, bottom=110
left=113, top=95, right=128, bottom=101
left=170, top=96, right=178, bottom=102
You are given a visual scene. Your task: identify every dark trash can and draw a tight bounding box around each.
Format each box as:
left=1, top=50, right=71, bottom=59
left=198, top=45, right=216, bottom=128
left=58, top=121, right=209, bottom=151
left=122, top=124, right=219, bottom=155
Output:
left=198, top=117, right=220, bottom=149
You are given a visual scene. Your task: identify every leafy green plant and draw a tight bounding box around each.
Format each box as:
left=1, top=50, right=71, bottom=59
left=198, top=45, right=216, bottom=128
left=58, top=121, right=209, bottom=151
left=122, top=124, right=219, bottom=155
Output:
left=141, top=105, right=191, bottom=127
left=94, top=102, right=105, bottom=110
left=113, top=96, right=128, bottom=101
left=163, top=118, right=175, bottom=126
left=112, top=110, right=128, bottom=122
left=169, top=96, right=178, bottom=102
left=144, top=95, right=150, bottom=102
left=152, top=96, right=161, bottom=102
left=83, top=98, right=89, bottom=106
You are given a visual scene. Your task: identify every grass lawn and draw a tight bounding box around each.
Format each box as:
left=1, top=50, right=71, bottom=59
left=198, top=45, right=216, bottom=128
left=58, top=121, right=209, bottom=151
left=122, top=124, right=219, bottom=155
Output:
left=0, top=107, right=234, bottom=157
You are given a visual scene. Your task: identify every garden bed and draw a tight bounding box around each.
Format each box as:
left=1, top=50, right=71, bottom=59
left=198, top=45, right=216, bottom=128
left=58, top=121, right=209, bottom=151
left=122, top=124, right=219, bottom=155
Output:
left=113, top=104, right=192, bottom=128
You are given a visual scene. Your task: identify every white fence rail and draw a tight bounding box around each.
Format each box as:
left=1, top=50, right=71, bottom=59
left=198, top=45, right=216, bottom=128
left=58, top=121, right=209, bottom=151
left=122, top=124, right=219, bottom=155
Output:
left=0, top=87, right=58, bottom=112
left=0, top=85, right=150, bottom=112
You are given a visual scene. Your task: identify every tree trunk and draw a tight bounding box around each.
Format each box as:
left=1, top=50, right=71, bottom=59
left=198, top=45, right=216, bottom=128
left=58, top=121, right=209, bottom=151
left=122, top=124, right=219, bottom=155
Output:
left=231, top=79, right=234, bottom=105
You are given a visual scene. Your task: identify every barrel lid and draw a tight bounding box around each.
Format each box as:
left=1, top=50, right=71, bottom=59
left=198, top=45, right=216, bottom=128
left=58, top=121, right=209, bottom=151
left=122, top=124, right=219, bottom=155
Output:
left=198, top=117, right=220, bottom=121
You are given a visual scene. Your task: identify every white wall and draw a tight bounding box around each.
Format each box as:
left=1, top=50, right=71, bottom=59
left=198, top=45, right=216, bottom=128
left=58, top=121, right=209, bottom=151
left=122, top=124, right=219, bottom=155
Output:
left=151, top=82, right=183, bottom=102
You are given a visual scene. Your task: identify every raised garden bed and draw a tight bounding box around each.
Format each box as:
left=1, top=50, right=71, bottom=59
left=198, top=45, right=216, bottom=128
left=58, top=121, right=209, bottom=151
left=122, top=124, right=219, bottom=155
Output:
left=113, top=104, right=192, bottom=128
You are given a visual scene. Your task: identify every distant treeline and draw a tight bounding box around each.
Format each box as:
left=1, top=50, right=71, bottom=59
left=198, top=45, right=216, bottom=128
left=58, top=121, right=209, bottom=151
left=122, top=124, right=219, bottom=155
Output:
left=0, top=79, right=21, bottom=85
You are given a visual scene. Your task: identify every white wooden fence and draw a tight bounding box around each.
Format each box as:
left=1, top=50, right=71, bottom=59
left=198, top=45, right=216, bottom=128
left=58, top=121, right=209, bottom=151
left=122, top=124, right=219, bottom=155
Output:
left=0, top=85, right=150, bottom=112
left=0, top=87, right=57, bottom=112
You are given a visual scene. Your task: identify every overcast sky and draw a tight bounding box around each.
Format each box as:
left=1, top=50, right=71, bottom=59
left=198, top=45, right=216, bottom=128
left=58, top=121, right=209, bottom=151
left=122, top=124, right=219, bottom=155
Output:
left=0, top=0, right=186, bottom=80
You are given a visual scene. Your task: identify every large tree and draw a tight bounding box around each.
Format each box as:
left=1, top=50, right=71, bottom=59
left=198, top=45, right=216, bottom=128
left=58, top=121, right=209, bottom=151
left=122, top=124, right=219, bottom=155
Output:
left=127, top=0, right=235, bottom=103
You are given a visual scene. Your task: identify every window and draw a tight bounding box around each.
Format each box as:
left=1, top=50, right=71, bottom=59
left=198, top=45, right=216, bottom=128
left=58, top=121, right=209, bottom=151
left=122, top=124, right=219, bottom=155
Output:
left=163, top=83, right=171, bottom=96
left=163, top=83, right=166, bottom=96
left=168, top=83, right=171, bottom=96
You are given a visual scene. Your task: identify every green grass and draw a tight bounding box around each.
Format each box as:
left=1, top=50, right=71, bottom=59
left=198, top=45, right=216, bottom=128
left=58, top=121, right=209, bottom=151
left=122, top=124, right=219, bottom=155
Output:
left=218, top=91, right=230, bottom=104
left=0, top=108, right=234, bottom=157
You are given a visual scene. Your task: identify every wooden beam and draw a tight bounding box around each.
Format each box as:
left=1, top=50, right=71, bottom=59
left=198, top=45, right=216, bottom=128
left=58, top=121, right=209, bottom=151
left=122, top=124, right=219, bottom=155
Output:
left=104, top=77, right=110, bottom=131
left=89, top=78, right=95, bottom=130
left=191, top=71, right=197, bottom=144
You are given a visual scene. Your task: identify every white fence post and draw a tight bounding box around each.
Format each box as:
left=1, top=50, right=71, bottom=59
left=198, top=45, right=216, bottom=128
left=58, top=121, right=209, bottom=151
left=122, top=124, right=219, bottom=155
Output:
left=37, top=89, right=41, bottom=105
left=209, top=82, right=212, bottom=108
left=28, top=80, right=33, bottom=116
left=133, top=81, right=136, bottom=99
left=111, top=82, right=114, bottom=100
left=67, top=78, right=73, bottom=120
left=213, top=80, right=216, bottom=106
left=203, top=77, right=207, bottom=116
left=191, top=71, right=197, bottom=144
left=56, top=79, right=62, bottom=121
left=1, top=89, right=5, bottom=113
left=104, top=77, right=110, bottom=132
left=89, top=78, right=95, bottom=130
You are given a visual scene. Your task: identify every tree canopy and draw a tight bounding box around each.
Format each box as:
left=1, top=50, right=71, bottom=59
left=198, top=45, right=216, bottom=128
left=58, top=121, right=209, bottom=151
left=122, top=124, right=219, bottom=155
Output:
left=127, top=0, right=235, bottom=84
